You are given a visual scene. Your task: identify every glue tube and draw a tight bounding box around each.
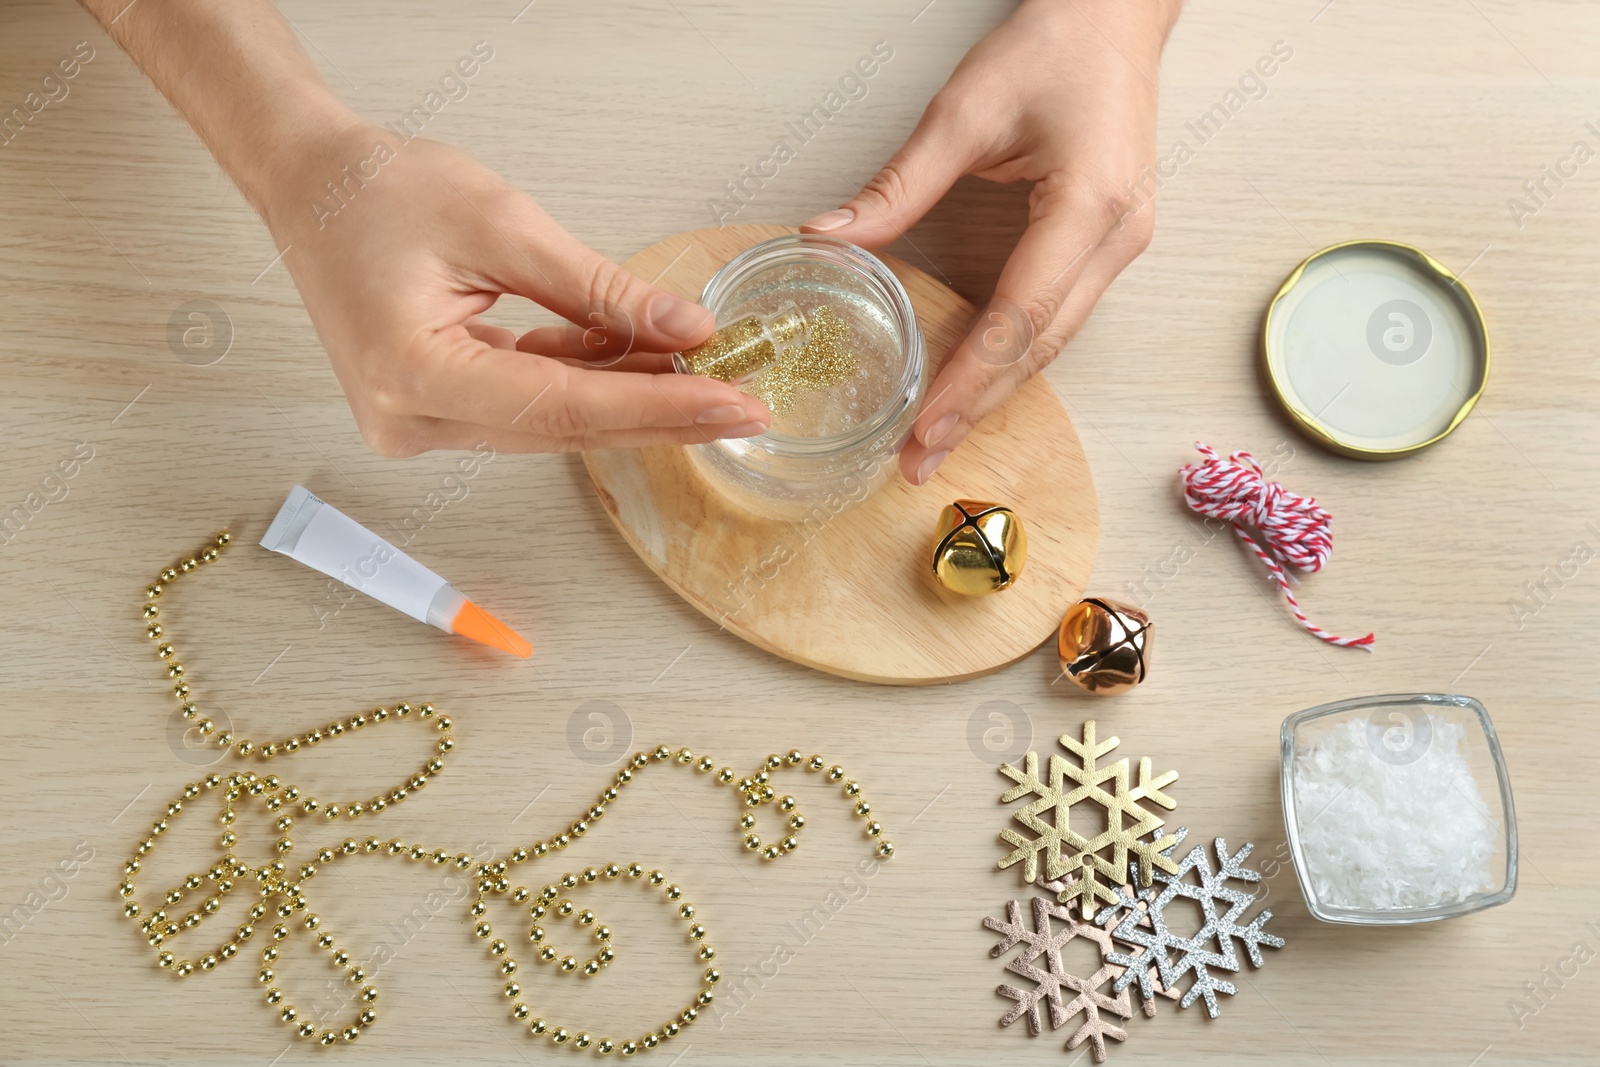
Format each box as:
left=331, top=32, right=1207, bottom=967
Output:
left=260, top=486, right=532, bottom=658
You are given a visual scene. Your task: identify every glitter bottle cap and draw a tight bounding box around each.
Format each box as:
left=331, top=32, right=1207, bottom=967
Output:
left=673, top=301, right=809, bottom=386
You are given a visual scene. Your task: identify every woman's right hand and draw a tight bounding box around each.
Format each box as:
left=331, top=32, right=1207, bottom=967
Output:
left=264, top=124, right=772, bottom=456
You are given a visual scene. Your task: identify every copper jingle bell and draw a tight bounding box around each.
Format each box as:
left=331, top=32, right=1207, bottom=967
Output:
left=1057, top=597, right=1152, bottom=695
left=930, top=500, right=1027, bottom=596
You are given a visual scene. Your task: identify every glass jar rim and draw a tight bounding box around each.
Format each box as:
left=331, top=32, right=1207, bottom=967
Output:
left=699, top=234, right=924, bottom=459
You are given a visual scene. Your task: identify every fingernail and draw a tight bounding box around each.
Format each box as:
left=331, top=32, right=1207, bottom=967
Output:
left=915, top=450, right=949, bottom=486
left=650, top=293, right=714, bottom=338
left=694, top=404, right=748, bottom=425
left=718, top=420, right=770, bottom=439
left=921, top=413, right=959, bottom=449
left=802, top=208, right=855, bottom=232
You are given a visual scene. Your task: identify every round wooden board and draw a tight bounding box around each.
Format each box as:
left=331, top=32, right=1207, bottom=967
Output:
left=583, top=224, right=1099, bottom=685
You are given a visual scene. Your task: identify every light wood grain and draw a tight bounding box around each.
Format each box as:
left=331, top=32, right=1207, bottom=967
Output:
left=1, top=2, right=1598, bottom=1066
left=585, top=224, right=1098, bottom=685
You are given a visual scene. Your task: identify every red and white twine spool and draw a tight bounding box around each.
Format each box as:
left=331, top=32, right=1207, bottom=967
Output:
left=1179, top=442, right=1374, bottom=650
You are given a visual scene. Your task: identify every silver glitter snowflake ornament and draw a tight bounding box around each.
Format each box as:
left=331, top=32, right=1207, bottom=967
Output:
left=1096, top=830, right=1285, bottom=1018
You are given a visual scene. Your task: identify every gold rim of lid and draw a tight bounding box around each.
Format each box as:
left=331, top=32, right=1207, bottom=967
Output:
left=1262, top=239, right=1491, bottom=460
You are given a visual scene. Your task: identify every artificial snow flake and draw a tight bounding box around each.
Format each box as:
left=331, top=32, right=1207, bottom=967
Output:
left=1038, top=869, right=1178, bottom=1018
left=998, top=720, right=1181, bottom=919
left=1097, top=830, right=1285, bottom=1019
left=983, top=895, right=1133, bottom=1063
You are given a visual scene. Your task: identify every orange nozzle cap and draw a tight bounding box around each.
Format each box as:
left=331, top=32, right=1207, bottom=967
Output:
left=449, top=600, right=532, bottom=658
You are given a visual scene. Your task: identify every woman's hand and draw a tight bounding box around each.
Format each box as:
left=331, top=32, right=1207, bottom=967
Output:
left=803, top=0, right=1181, bottom=484
left=265, top=126, right=772, bottom=456
left=80, top=0, right=770, bottom=457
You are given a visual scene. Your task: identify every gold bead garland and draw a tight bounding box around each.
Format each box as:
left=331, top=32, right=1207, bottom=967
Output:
left=118, top=531, right=894, bottom=1053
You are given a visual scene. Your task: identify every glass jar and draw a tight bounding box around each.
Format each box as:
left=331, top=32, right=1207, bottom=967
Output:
left=687, top=234, right=926, bottom=519
left=1278, top=693, right=1518, bottom=925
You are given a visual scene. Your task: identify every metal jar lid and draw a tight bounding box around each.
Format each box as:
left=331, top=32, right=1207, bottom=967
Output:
left=1262, top=240, right=1490, bottom=459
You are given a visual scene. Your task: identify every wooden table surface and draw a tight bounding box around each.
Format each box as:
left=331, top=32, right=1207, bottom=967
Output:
left=2, top=1, right=1596, bottom=1064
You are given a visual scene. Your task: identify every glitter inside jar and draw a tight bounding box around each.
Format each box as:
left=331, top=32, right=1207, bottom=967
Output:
left=672, top=302, right=809, bottom=386
left=684, top=235, right=927, bottom=518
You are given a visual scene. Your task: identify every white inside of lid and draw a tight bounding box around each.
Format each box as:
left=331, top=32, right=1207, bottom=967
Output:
left=1267, top=245, right=1486, bottom=452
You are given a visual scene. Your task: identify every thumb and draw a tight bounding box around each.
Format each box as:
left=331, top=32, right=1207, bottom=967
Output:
left=800, top=100, right=976, bottom=247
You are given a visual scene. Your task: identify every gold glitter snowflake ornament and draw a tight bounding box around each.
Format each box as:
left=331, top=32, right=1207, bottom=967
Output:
left=997, top=721, right=1180, bottom=919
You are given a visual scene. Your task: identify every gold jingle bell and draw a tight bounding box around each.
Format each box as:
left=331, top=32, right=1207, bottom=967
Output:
left=931, top=500, right=1027, bottom=596
left=1058, top=597, right=1152, bottom=695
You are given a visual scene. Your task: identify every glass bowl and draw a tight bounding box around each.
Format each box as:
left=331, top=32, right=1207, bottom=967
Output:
left=1279, top=693, right=1517, bottom=925
left=687, top=234, right=926, bottom=519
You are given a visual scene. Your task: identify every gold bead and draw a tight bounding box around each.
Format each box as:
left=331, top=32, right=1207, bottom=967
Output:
left=688, top=924, right=706, bottom=940
left=843, top=781, right=861, bottom=796
left=789, top=814, right=805, bottom=830
left=146, top=623, right=163, bottom=639
left=597, top=1039, right=615, bottom=1054
left=143, top=603, right=159, bottom=618
left=761, top=846, right=780, bottom=860
left=583, top=959, right=601, bottom=975
left=551, top=1027, right=570, bottom=1044
left=215, top=531, right=232, bottom=546
left=877, top=841, right=895, bottom=858
left=855, top=801, right=871, bottom=817
left=827, top=766, right=844, bottom=781
left=160, top=568, right=178, bottom=582
left=180, top=558, right=198, bottom=573
left=743, top=834, right=761, bottom=851
left=696, top=757, right=714, bottom=773
left=503, top=980, right=520, bottom=997
left=663, top=1022, right=680, bottom=1038
left=779, top=795, right=797, bottom=811
left=676, top=748, right=694, bottom=763
left=740, top=814, right=756, bottom=829
left=560, top=956, right=577, bottom=972
left=781, top=836, right=798, bottom=852
left=866, top=821, right=882, bottom=837
left=621, top=1041, right=638, bottom=1056
left=678, top=904, right=695, bottom=919
left=341, top=1027, right=359, bottom=1042
left=697, top=946, right=715, bottom=962
left=575, top=1033, right=593, bottom=1049
left=359, top=1009, right=376, bottom=1025
left=643, top=1034, right=659, bottom=1049
left=703, top=968, right=720, bottom=984
left=146, top=584, right=163, bottom=599
left=200, top=546, right=219, bottom=563
left=529, top=1018, right=547, bottom=1035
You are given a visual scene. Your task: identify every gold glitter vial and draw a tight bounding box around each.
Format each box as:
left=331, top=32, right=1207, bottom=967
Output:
left=673, top=302, right=809, bottom=385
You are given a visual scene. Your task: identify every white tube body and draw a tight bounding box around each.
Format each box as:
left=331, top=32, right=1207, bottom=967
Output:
left=260, top=486, right=461, bottom=629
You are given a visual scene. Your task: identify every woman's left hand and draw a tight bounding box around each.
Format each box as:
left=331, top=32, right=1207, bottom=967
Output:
left=802, top=0, right=1182, bottom=484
